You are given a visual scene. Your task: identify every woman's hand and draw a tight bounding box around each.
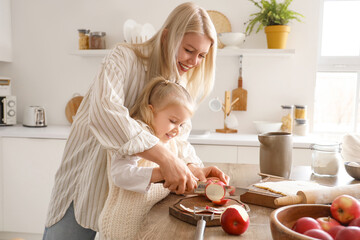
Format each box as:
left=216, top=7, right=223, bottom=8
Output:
left=137, top=143, right=198, bottom=194
left=187, top=164, right=230, bottom=185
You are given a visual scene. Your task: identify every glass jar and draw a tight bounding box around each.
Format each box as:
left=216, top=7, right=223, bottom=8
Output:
left=281, top=105, right=294, bottom=133
left=78, top=29, right=89, bottom=50
left=89, top=32, right=106, bottom=49
left=310, top=142, right=342, bottom=177
left=293, top=119, right=309, bottom=136
left=295, top=105, right=307, bottom=120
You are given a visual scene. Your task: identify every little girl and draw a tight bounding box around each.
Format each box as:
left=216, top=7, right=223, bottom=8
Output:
left=98, top=77, right=198, bottom=239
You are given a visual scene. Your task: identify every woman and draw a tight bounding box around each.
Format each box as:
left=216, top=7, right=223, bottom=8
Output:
left=43, top=2, right=228, bottom=239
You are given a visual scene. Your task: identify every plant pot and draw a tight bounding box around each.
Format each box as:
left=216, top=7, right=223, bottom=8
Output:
left=264, top=25, right=290, bottom=49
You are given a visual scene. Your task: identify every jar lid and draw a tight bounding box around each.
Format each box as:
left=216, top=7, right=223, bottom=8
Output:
left=78, top=29, right=90, bottom=34
left=295, top=119, right=307, bottom=124
left=281, top=105, right=294, bottom=109
left=90, top=31, right=106, bottom=36
left=310, top=142, right=341, bottom=152
left=295, top=105, right=307, bottom=109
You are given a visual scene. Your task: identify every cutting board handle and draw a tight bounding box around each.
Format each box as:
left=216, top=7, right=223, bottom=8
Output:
left=238, top=76, right=243, bottom=88
left=274, top=195, right=303, bottom=206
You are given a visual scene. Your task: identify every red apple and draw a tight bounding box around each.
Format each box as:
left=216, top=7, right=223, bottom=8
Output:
left=349, top=217, right=360, bottom=227
left=205, top=182, right=226, bottom=202
left=328, top=225, right=345, bottom=239
left=292, top=217, right=322, bottom=234
left=212, top=198, right=230, bottom=206
left=220, top=205, right=249, bottom=235
left=330, top=195, right=360, bottom=225
left=335, top=226, right=360, bottom=240
left=316, top=216, right=341, bottom=232
left=303, top=229, right=333, bottom=240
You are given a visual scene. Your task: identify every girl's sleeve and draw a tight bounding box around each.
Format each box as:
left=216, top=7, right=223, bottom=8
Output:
left=110, top=154, right=153, bottom=193
left=88, top=47, right=159, bottom=156
left=175, top=120, right=204, bottom=167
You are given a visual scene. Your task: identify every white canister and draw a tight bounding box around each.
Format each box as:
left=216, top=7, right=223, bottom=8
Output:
left=310, top=142, right=342, bottom=177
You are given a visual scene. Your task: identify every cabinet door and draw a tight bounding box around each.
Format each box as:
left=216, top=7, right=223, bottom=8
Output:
left=0, top=0, right=12, bottom=62
left=2, top=137, right=66, bottom=233
left=192, top=145, right=237, bottom=163
left=237, top=146, right=260, bottom=164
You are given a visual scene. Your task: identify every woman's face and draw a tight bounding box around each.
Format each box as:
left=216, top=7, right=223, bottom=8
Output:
left=150, top=103, right=191, bottom=142
left=177, top=32, right=212, bottom=76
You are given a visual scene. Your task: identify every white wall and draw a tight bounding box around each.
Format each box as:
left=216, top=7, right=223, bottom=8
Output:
left=0, top=0, right=321, bottom=133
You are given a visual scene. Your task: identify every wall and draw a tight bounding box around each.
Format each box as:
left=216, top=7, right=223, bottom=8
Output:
left=0, top=0, right=321, bottom=133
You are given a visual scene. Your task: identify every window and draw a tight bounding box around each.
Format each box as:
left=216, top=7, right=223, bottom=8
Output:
left=314, top=0, right=360, bottom=133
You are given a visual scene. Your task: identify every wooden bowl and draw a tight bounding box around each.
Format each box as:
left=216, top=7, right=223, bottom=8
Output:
left=270, top=204, right=331, bottom=240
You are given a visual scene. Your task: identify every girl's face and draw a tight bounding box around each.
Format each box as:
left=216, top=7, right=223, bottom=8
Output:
left=177, top=32, right=212, bottom=76
left=150, top=103, right=191, bottom=142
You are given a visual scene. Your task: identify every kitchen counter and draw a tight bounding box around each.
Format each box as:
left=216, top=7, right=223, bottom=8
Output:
left=135, top=163, right=359, bottom=239
left=0, top=125, right=332, bottom=148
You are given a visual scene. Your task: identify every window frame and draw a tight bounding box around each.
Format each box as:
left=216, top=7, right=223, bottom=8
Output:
left=315, top=0, right=360, bottom=133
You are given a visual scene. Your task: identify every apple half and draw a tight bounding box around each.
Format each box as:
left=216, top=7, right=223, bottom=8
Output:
left=205, top=182, right=226, bottom=202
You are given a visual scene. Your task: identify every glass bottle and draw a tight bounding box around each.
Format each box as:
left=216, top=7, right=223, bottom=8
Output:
left=311, top=142, right=342, bottom=177
left=89, top=32, right=106, bottom=49
left=293, top=119, right=309, bottom=136
left=281, top=105, right=294, bottom=133
left=78, top=29, right=89, bottom=50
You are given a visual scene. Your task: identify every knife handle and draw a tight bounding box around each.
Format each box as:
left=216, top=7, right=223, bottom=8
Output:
left=194, top=218, right=206, bottom=240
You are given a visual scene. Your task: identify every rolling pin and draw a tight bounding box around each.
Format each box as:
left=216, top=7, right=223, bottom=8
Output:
left=274, top=184, right=360, bottom=206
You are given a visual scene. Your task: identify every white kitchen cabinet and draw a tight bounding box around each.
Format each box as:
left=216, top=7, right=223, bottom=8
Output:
left=0, top=0, right=12, bottom=62
left=237, top=146, right=260, bottom=164
left=193, top=144, right=237, bottom=163
left=1, top=137, right=66, bottom=233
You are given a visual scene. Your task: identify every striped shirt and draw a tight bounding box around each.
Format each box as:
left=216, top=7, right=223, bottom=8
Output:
left=45, top=44, right=202, bottom=231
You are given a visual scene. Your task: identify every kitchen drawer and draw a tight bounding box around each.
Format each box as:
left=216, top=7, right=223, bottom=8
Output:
left=193, top=144, right=237, bottom=163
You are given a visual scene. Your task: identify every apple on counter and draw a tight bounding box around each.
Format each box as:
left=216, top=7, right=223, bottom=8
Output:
left=220, top=204, right=250, bottom=235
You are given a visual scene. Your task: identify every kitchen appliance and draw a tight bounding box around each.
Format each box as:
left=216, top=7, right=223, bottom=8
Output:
left=0, top=77, right=12, bottom=96
left=23, top=106, right=47, bottom=127
left=0, top=95, right=16, bottom=125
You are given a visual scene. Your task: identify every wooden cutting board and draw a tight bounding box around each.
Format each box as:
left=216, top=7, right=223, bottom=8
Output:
left=232, top=55, right=247, bottom=111
left=169, top=195, right=245, bottom=226
left=65, top=95, right=83, bottom=123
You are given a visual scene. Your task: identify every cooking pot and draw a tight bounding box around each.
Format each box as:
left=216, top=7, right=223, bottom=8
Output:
left=23, top=106, right=47, bottom=127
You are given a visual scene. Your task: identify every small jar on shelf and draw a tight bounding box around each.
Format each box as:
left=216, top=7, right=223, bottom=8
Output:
left=78, top=29, right=90, bottom=50
left=89, top=32, right=106, bottom=49
left=294, top=105, right=307, bottom=120
left=293, top=119, right=309, bottom=136
left=280, top=105, right=294, bottom=133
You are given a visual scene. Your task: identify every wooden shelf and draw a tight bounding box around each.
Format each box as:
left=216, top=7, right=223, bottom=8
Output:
left=70, top=48, right=295, bottom=57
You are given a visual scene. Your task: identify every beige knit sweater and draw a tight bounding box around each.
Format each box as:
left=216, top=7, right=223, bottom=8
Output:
left=98, top=155, right=170, bottom=240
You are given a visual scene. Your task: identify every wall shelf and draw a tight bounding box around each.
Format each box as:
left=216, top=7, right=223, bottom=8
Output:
left=70, top=48, right=295, bottom=57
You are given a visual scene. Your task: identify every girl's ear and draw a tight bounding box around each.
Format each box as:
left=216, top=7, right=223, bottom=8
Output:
left=148, top=104, right=154, bottom=112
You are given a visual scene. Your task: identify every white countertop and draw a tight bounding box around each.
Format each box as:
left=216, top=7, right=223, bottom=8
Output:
left=0, top=125, right=322, bottom=148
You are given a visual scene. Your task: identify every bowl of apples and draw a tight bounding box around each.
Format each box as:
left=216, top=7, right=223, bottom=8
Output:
left=270, top=195, right=360, bottom=240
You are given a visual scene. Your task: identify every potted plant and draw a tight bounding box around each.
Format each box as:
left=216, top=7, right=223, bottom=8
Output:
left=245, top=0, right=304, bottom=49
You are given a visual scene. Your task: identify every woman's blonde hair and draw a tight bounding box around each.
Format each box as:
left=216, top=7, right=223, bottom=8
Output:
left=130, top=76, right=194, bottom=132
left=128, top=2, right=217, bottom=103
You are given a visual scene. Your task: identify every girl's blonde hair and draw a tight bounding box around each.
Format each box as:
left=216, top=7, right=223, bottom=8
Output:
left=130, top=76, right=194, bottom=131
left=128, top=2, right=217, bottom=103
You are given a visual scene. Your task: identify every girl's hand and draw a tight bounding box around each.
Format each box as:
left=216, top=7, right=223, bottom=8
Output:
left=187, top=164, right=230, bottom=185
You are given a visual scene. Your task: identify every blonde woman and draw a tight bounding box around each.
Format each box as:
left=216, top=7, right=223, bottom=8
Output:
left=99, top=77, right=199, bottom=239
left=43, top=2, right=228, bottom=240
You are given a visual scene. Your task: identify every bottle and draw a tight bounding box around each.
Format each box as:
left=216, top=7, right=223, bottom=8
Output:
left=293, top=119, right=309, bottom=136
left=78, top=29, right=89, bottom=50
left=281, top=105, right=294, bottom=133
left=311, top=142, right=342, bottom=177
left=295, top=105, right=307, bottom=120
left=89, top=32, right=106, bottom=49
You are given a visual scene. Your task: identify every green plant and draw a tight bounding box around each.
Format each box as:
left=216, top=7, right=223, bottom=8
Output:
left=245, top=0, right=304, bottom=35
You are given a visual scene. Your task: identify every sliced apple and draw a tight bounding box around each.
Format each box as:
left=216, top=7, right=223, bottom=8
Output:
left=212, top=198, right=230, bottom=206
left=205, top=182, right=226, bottom=202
